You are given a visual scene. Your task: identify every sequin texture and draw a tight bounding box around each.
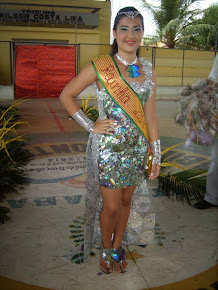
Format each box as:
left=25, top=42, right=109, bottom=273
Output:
left=95, top=58, right=154, bottom=189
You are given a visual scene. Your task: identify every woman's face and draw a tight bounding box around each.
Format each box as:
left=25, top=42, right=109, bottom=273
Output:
left=113, top=16, right=144, bottom=55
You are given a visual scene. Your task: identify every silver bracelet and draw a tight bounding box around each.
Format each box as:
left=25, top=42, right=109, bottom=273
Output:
left=72, top=109, right=95, bottom=133
left=151, top=139, right=161, bottom=165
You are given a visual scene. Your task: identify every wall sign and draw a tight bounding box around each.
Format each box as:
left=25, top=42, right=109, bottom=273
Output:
left=0, top=9, right=99, bottom=26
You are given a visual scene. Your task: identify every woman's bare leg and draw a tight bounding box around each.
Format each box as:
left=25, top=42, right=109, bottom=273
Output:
left=99, top=186, right=122, bottom=273
left=113, top=184, right=136, bottom=273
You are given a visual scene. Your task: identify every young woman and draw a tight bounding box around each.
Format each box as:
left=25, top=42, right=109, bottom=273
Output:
left=59, top=6, right=161, bottom=274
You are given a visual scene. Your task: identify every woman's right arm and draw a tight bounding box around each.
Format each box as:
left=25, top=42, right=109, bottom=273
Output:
left=59, top=62, right=116, bottom=134
left=59, top=62, right=97, bottom=116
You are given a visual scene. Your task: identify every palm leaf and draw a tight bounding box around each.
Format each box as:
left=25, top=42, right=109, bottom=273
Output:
left=158, top=168, right=206, bottom=205
left=140, top=0, right=217, bottom=49
left=161, top=162, right=186, bottom=171
left=0, top=100, right=33, bottom=222
left=0, top=99, right=28, bottom=121
left=81, top=94, right=95, bottom=113
left=161, top=142, right=185, bottom=155
left=86, top=106, right=98, bottom=114
left=79, top=94, right=99, bottom=122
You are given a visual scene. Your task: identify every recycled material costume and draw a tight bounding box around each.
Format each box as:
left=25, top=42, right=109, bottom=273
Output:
left=83, top=54, right=156, bottom=261
left=176, top=55, right=218, bottom=208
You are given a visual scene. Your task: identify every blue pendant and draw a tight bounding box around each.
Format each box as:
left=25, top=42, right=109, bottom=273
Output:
left=126, top=64, right=140, bottom=78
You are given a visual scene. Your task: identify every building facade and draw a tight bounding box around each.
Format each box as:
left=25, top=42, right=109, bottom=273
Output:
left=0, top=0, right=111, bottom=98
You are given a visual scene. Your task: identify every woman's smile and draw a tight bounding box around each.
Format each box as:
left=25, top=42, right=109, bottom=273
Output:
left=125, top=40, right=137, bottom=46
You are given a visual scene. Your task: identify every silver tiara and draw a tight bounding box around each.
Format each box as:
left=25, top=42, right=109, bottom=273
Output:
left=117, top=11, right=141, bottom=19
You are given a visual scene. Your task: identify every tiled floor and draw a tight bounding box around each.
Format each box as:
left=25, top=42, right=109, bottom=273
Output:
left=0, top=98, right=217, bottom=290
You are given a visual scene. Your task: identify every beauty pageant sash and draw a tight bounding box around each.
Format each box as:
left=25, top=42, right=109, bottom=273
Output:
left=92, top=54, right=152, bottom=171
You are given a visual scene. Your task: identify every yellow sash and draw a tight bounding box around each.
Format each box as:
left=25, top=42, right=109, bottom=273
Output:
left=92, top=54, right=152, bottom=172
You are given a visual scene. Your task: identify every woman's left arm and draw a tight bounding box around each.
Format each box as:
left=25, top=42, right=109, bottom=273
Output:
left=144, top=69, right=161, bottom=180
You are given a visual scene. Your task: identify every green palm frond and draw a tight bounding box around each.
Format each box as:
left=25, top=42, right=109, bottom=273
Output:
left=0, top=138, right=34, bottom=201
left=0, top=100, right=30, bottom=162
left=163, top=18, right=182, bottom=33
left=0, top=104, right=20, bottom=124
left=86, top=106, right=98, bottom=115
left=159, top=168, right=207, bottom=205
left=0, top=99, right=28, bottom=121
left=0, top=100, right=33, bottom=223
left=140, top=0, right=217, bottom=49
left=158, top=141, right=207, bottom=205
left=80, top=94, right=99, bottom=122
left=143, top=36, right=159, bottom=46
left=80, top=94, right=95, bottom=113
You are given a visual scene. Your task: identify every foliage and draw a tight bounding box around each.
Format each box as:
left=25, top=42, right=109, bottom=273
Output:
left=180, top=4, right=218, bottom=50
left=0, top=138, right=34, bottom=201
left=0, top=104, right=20, bottom=124
left=0, top=100, right=34, bottom=223
left=0, top=99, right=30, bottom=160
left=158, top=143, right=207, bottom=205
left=159, top=169, right=206, bottom=205
left=141, top=0, right=217, bottom=50
left=161, top=142, right=187, bottom=170
left=80, top=95, right=99, bottom=122
left=143, top=35, right=159, bottom=47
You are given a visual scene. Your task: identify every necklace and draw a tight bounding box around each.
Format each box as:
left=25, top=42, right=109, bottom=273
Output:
left=115, top=53, right=140, bottom=78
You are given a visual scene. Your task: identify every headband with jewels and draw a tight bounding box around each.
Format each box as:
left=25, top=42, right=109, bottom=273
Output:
left=117, top=11, right=141, bottom=19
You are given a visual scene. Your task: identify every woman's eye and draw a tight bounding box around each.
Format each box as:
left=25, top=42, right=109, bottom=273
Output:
left=120, top=27, right=128, bottom=31
left=135, top=27, right=142, bottom=32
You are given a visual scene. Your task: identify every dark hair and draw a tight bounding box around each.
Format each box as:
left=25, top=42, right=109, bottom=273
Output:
left=111, top=6, right=144, bottom=57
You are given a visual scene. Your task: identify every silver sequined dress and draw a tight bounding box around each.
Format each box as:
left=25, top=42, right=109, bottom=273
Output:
left=84, top=57, right=156, bottom=261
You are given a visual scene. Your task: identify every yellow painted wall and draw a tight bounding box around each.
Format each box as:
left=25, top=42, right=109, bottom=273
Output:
left=0, top=0, right=111, bottom=84
left=0, top=42, right=11, bottom=85
left=154, top=48, right=215, bottom=86
left=0, top=0, right=111, bottom=44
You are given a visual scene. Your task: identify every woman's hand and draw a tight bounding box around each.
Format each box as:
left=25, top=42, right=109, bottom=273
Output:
left=93, top=119, right=117, bottom=135
left=149, top=163, right=161, bottom=180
